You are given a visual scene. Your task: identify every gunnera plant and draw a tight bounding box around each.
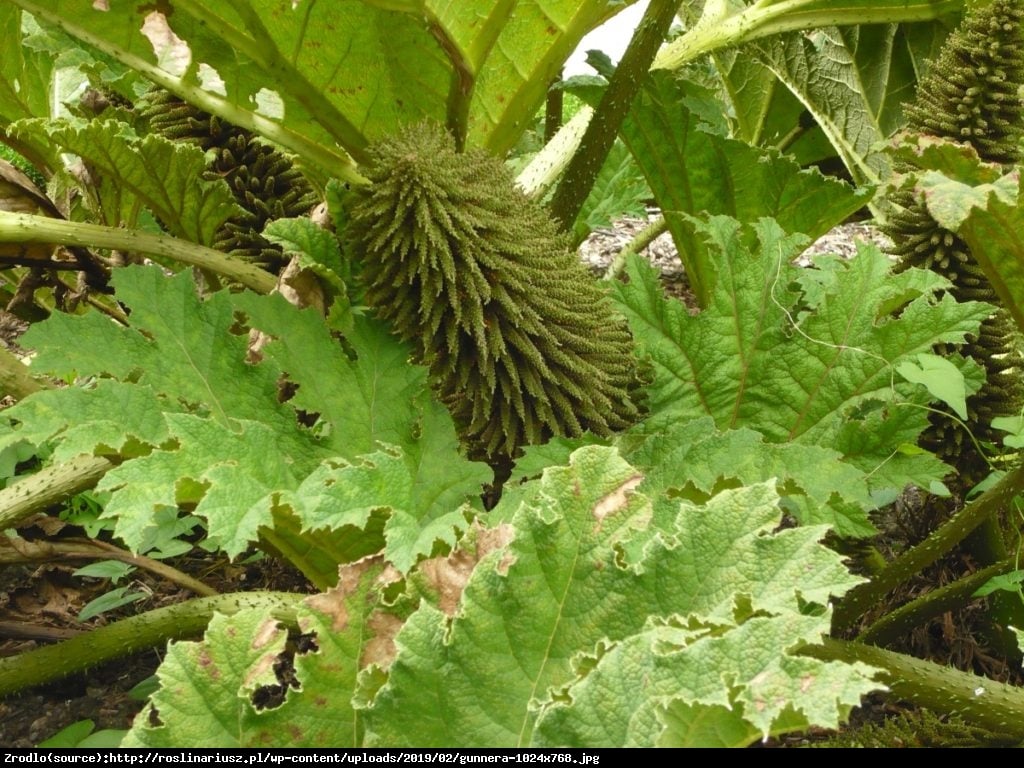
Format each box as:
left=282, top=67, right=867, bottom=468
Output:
left=883, top=0, right=1024, bottom=487
left=137, top=89, right=320, bottom=272
left=346, top=122, right=643, bottom=460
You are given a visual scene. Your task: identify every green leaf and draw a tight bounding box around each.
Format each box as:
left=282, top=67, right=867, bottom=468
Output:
left=366, top=446, right=869, bottom=746
left=992, top=416, right=1024, bottom=449
left=957, top=191, right=1024, bottom=333
left=534, top=616, right=878, bottom=747
left=230, top=292, right=438, bottom=459
left=73, top=560, right=135, bottom=583
left=15, top=266, right=486, bottom=582
left=124, top=608, right=288, bottom=747
left=74, top=730, right=127, bottom=749
left=572, top=140, right=650, bottom=243
left=627, top=416, right=878, bottom=537
left=652, top=0, right=962, bottom=72
left=899, top=149, right=1024, bottom=335
left=834, top=399, right=956, bottom=503
left=571, top=74, right=870, bottom=305
left=892, top=134, right=1010, bottom=187
left=896, top=352, right=969, bottom=420
left=14, top=0, right=615, bottom=169
left=611, top=216, right=991, bottom=448
left=121, top=447, right=874, bottom=747
left=291, top=444, right=488, bottom=574
left=24, top=268, right=294, bottom=432
left=98, top=415, right=302, bottom=557
left=78, top=586, right=146, bottom=622
left=919, top=170, right=1018, bottom=231
left=12, top=118, right=241, bottom=246
left=0, top=8, right=51, bottom=125
left=0, top=380, right=173, bottom=462
left=442, top=0, right=612, bottom=153
left=38, top=719, right=125, bottom=748
left=973, top=570, right=1024, bottom=598
left=37, top=720, right=96, bottom=748
left=262, top=217, right=344, bottom=276
left=1011, top=628, right=1024, bottom=657
left=753, top=24, right=937, bottom=186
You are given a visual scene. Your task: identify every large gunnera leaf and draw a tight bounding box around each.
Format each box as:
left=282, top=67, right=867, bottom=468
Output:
left=122, top=447, right=878, bottom=747
left=4, top=266, right=489, bottom=585
left=366, top=446, right=877, bottom=746
left=13, top=0, right=616, bottom=173
left=610, top=216, right=990, bottom=529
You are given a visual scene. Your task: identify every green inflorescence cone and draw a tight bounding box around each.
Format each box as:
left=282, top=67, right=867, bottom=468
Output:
left=347, top=122, right=643, bottom=459
left=883, top=0, right=1024, bottom=484
left=137, top=89, right=320, bottom=271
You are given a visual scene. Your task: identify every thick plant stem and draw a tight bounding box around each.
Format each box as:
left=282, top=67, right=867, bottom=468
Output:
left=0, top=591, right=304, bottom=697
left=858, top=559, right=1015, bottom=647
left=544, top=77, right=565, bottom=143
left=548, top=0, right=680, bottom=232
left=803, top=637, right=1024, bottom=739
left=0, top=212, right=277, bottom=294
left=965, top=516, right=1024, bottom=660
left=0, top=454, right=114, bottom=530
left=832, top=461, right=1024, bottom=632
left=516, top=106, right=594, bottom=199
left=0, top=344, right=45, bottom=400
left=652, top=0, right=965, bottom=71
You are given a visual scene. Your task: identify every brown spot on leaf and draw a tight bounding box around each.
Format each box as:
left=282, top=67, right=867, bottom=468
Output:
left=278, top=256, right=327, bottom=313
left=800, top=675, right=814, bottom=693
left=361, top=611, right=404, bottom=669
left=245, top=646, right=280, bottom=689
left=252, top=618, right=282, bottom=650
left=307, top=555, right=385, bottom=633
left=418, top=523, right=514, bottom=614
left=140, top=12, right=190, bottom=78
left=197, top=649, right=220, bottom=681
left=592, top=474, right=643, bottom=529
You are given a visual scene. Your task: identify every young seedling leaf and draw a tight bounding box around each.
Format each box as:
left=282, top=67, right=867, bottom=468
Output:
left=992, top=416, right=1024, bottom=449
